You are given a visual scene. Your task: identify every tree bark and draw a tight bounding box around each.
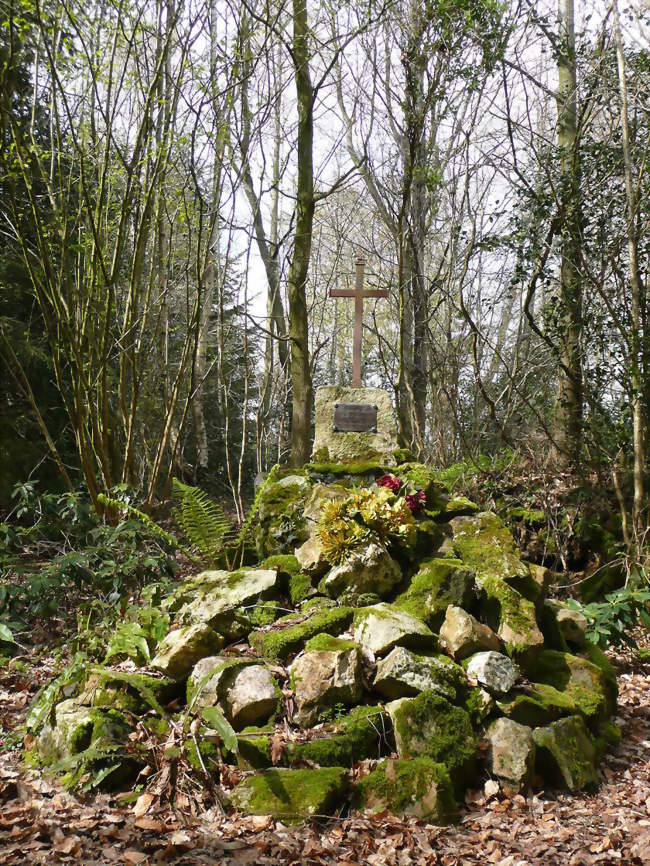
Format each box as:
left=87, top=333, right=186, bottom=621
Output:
left=555, top=0, right=583, bottom=466
left=287, top=0, right=314, bottom=467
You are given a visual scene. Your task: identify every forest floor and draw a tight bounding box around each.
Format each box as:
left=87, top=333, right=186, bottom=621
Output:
left=1, top=640, right=649, bottom=866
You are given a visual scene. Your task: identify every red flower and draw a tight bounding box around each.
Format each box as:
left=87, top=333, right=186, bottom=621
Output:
left=377, top=474, right=402, bottom=493
left=405, top=490, right=427, bottom=513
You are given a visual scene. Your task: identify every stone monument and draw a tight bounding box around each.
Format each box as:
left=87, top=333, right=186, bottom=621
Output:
left=312, top=253, right=400, bottom=463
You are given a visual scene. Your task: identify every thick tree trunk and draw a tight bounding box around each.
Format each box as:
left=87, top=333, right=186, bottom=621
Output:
left=613, top=1, right=646, bottom=539
left=287, top=0, right=314, bottom=467
left=555, top=0, right=583, bottom=466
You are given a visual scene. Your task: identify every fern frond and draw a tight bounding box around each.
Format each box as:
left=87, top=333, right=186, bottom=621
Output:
left=96, top=493, right=188, bottom=555
left=171, top=479, right=237, bottom=568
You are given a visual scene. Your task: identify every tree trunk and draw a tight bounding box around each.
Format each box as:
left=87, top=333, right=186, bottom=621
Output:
left=555, top=0, right=583, bottom=466
left=287, top=0, right=314, bottom=467
left=613, top=0, right=646, bottom=540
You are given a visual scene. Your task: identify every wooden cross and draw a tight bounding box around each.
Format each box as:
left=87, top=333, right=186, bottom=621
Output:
left=330, top=253, right=388, bottom=388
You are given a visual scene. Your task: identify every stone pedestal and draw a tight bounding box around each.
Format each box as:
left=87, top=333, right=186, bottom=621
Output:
left=312, top=386, right=399, bottom=463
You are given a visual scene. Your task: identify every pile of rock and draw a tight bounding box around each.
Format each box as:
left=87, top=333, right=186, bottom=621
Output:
left=32, top=461, right=620, bottom=824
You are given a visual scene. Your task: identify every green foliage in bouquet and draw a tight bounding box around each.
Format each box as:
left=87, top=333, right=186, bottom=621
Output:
left=316, top=484, right=417, bottom=565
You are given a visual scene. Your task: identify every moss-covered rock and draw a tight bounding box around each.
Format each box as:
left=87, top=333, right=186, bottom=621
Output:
left=37, top=699, right=130, bottom=764
left=255, top=477, right=311, bottom=558
left=373, top=646, right=466, bottom=702
left=531, top=650, right=613, bottom=723
left=230, top=766, right=349, bottom=822
left=393, top=558, right=475, bottom=630
left=386, top=691, right=477, bottom=787
left=312, top=386, right=399, bottom=464
left=249, top=606, right=354, bottom=661
left=82, top=668, right=178, bottom=716
left=440, top=497, right=480, bottom=520
left=288, top=706, right=393, bottom=767
left=318, top=542, right=402, bottom=599
left=354, top=757, right=457, bottom=823
left=451, top=512, right=530, bottom=583
left=533, top=715, right=599, bottom=791
left=464, top=686, right=494, bottom=725
left=288, top=572, right=316, bottom=605
left=177, top=568, right=281, bottom=639
left=353, top=603, right=437, bottom=656
left=236, top=732, right=274, bottom=770
left=479, top=575, right=544, bottom=667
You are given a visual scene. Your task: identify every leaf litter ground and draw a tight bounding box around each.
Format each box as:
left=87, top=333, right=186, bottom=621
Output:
left=1, top=641, right=649, bottom=866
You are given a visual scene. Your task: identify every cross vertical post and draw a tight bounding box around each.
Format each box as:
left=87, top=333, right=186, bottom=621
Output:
left=330, top=253, right=389, bottom=388
left=353, top=254, right=365, bottom=387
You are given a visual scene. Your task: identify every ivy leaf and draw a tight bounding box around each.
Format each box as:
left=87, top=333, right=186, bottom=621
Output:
left=0, top=623, right=15, bottom=644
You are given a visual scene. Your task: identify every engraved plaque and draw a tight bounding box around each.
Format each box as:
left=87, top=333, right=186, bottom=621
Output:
left=332, top=403, right=378, bottom=433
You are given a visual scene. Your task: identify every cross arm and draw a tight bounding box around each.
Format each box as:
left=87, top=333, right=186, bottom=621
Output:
left=329, top=288, right=356, bottom=297
left=361, top=289, right=389, bottom=298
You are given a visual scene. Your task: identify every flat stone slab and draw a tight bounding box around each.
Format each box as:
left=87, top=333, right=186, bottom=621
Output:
left=312, top=386, right=399, bottom=463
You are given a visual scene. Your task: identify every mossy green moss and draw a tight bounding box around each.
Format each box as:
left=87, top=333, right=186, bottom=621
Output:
left=354, top=757, right=457, bottom=823
left=248, top=601, right=283, bottom=628
left=479, top=574, right=543, bottom=663
left=452, top=512, right=529, bottom=582
left=441, top=497, right=480, bottom=520
left=288, top=706, right=392, bottom=768
left=533, top=715, right=599, bottom=791
left=530, top=650, right=611, bottom=724
left=255, top=480, right=310, bottom=558
left=464, top=686, right=494, bottom=725
left=230, top=767, right=349, bottom=823
left=307, top=460, right=386, bottom=477
left=260, top=555, right=301, bottom=579
left=185, top=737, right=221, bottom=774
left=507, top=507, right=546, bottom=526
left=83, top=668, right=178, bottom=716
left=389, top=692, right=477, bottom=787
left=289, top=572, right=315, bottom=605
left=250, top=607, right=354, bottom=660
left=304, top=634, right=358, bottom=653
left=393, top=558, right=474, bottom=629
left=582, top=644, right=618, bottom=712
left=237, top=734, right=274, bottom=770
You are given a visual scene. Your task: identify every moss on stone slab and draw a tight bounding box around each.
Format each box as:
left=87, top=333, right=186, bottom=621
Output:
left=354, top=757, right=457, bottom=823
left=288, top=706, right=392, bottom=768
left=451, top=512, right=529, bottom=582
left=237, top=734, right=274, bottom=770
left=530, top=650, right=611, bottom=724
left=83, top=668, right=178, bottom=716
left=533, top=715, right=599, bottom=791
left=581, top=644, right=618, bottom=712
left=306, top=460, right=386, bottom=477
left=440, top=497, right=479, bottom=520
left=387, top=691, right=477, bottom=788
left=249, top=607, right=354, bottom=661
left=393, top=558, right=475, bottom=630
left=260, top=555, right=301, bottom=579
left=464, top=686, right=495, bottom=726
left=479, top=574, right=543, bottom=666
left=230, top=767, right=349, bottom=822
left=289, top=572, right=315, bottom=605
left=304, top=634, right=359, bottom=653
